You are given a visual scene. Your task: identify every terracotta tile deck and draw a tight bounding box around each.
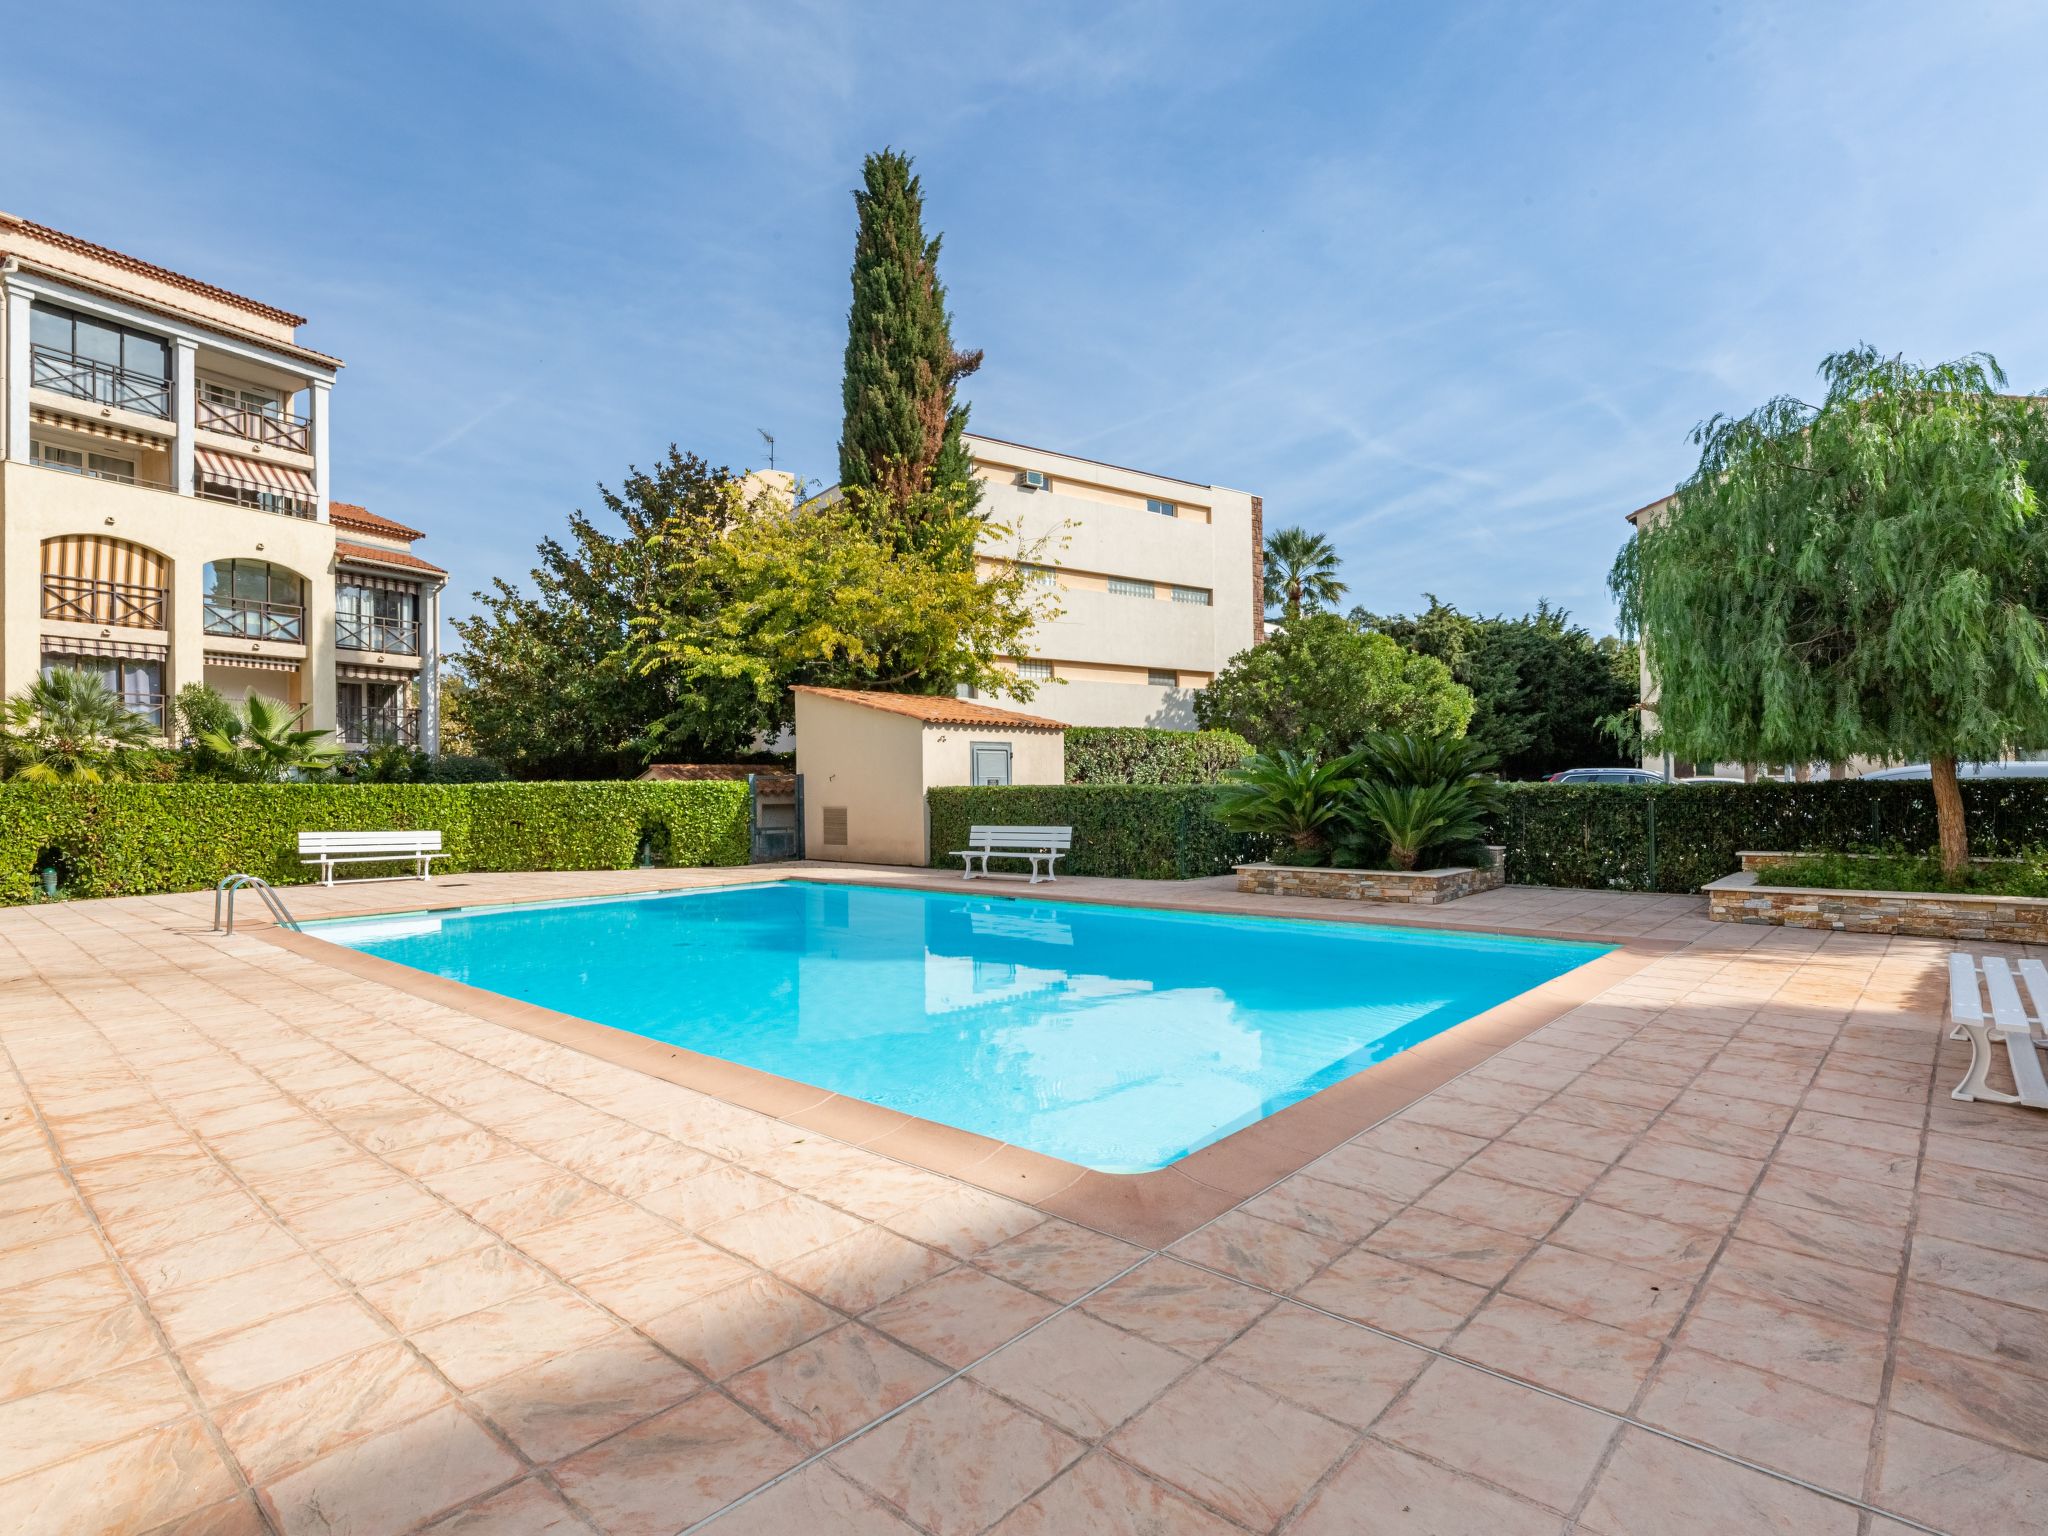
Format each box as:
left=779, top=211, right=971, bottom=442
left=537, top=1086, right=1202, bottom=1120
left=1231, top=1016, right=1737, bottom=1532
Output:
left=0, top=863, right=2042, bottom=1533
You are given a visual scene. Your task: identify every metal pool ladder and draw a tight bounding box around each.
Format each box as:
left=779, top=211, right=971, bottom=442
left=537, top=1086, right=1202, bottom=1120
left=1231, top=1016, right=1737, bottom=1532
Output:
left=214, top=874, right=301, bottom=935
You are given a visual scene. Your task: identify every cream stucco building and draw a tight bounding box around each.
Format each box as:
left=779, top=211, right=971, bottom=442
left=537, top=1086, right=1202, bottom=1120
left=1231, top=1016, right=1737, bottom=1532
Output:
left=965, top=434, right=1262, bottom=729
left=0, top=213, right=443, bottom=751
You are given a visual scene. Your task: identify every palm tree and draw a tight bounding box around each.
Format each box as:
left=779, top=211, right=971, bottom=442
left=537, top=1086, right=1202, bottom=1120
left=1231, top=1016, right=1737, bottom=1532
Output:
left=1262, top=527, right=1347, bottom=620
left=198, top=694, right=341, bottom=781
left=2, top=668, right=156, bottom=782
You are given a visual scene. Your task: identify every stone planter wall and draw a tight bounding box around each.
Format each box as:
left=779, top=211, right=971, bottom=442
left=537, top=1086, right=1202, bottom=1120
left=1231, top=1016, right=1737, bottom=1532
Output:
left=1235, top=847, right=1506, bottom=906
left=1706, top=856, right=2048, bottom=943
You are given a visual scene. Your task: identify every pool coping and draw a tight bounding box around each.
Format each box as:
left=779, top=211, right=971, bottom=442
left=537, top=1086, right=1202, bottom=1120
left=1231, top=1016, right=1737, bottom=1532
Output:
left=252, top=876, right=1678, bottom=1247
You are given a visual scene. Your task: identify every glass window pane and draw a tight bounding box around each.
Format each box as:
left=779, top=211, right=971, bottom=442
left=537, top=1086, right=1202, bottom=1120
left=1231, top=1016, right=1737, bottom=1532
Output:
left=30, top=305, right=70, bottom=352
left=233, top=562, right=269, bottom=601
left=122, top=332, right=169, bottom=382
left=269, top=567, right=301, bottom=605
left=73, top=317, right=121, bottom=367
left=202, top=562, right=226, bottom=598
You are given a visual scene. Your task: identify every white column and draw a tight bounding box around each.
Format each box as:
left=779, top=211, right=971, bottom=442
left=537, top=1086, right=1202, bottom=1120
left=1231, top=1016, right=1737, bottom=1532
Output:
left=3, top=278, right=30, bottom=464
left=308, top=377, right=332, bottom=521
left=421, top=582, right=442, bottom=754
left=172, top=337, right=196, bottom=494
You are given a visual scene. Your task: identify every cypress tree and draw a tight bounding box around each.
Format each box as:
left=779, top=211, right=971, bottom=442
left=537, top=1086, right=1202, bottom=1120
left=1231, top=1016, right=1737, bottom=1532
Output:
left=837, top=148, right=983, bottom=542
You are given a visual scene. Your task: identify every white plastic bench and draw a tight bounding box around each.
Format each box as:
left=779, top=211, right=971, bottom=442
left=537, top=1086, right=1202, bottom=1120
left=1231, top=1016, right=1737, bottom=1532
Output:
left=298, top=830, right=445, bottom=886
left=1949, top=953, right=2048, bottom=1110
left=952, top=825, right=1072, bottom=885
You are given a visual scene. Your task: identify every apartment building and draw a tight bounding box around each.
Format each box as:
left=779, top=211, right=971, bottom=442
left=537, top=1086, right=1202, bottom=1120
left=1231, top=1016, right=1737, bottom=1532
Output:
left=0, top=213, right=443, bottom=751
left=966, top=434, right=1262, bottom=728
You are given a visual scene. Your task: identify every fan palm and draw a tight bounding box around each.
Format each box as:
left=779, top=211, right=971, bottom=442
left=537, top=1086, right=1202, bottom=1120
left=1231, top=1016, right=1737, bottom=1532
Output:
left=198, top=694, right=341, bottom=781
left=1262, top=527, right=1348, bottom=619
left=1214, top=749, right=1362, bottom=859
left=3, top=668, right=156, bottom=783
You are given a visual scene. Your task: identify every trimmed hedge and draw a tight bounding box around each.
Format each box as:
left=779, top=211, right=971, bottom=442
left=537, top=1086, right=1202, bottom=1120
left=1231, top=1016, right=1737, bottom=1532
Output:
left=1063, top=727, right=1253, bottom=785
left=0, top=781, right=751, bottom=905
left=928, top=785, right=1270, bottom=879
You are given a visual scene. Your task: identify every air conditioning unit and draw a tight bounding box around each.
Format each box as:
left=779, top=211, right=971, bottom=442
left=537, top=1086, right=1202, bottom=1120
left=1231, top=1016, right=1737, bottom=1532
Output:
left=1019, top=469, right=1048, bottom=491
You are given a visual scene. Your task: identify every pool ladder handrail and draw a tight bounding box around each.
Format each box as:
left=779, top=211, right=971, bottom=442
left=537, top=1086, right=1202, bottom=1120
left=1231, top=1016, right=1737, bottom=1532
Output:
left=213, top=874, right=301, bottom=936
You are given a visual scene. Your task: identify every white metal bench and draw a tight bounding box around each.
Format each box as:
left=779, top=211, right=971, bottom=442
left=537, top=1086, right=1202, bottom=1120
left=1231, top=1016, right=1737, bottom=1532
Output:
left=298, top=830, right=445, bottom=886
left=1949, top=953, right=2048, bottom=1110
left=952, top=825, right=1072, bottom=885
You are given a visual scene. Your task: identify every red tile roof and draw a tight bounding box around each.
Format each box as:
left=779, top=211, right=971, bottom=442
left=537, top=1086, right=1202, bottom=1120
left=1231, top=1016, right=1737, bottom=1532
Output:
left=335, top=539, right=446, bottom=577
left=329, top=501, right=426, bottom=541
left=1, top=211, right=306, bottom=326
left=792, top=686, right=1064, bottom=730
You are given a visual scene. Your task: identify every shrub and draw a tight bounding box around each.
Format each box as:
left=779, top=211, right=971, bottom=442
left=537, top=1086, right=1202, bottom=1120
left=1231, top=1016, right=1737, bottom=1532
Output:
left=0, top=781, right=751, bottom=905
left=421, top=754, right=512, bottom=784
left=1762, top=848, right=2048, bottom=898
left=1341, top=780, right=1492, bottom=870
left=1064, top=727, right=1252, bottom=785
left=927, top=785, right=1269, bottom=878
left=1214, top=751, right=1361, bottom=858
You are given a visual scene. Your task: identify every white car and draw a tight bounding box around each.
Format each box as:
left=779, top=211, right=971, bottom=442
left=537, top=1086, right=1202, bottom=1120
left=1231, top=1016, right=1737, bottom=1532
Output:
left=1859, top=761, right=2048, bottom=781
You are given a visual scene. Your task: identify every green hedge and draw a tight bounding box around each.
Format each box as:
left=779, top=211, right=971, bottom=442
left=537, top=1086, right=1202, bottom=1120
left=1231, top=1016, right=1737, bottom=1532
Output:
left=928, top=785, right=1270, bottom=878
left=1063, top=727, right=1253, bottom=785
left=0, top=781, right=751, bottom=905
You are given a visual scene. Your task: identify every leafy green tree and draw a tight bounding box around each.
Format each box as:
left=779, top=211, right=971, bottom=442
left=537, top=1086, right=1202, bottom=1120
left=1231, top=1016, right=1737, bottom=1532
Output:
left=197, top=694, right=341, bottom=782
left=451, top=449, right=751, bottom=778
left=1, top=668, right=156, bottom=782
left=1194, top=613, right=1473, bottom=755
left=1358, top=597, right=1639, bottom=777
left=1612, top=346, right=2048, bottom=876
left=1263, top=527, right=1347, bottom=620
left=629, top=488, right=1051, bottom=753
left=838, top=148, right=983, bottom=549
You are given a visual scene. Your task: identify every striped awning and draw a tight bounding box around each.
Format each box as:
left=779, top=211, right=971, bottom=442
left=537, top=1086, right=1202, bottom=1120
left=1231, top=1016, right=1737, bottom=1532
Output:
left=204, top=650, right=301, bottom=674
left=29, top=406, right=167, bottom=447
left=41, top=534, right=169, bottom=589
left=336, top=662, right=414, bottom=682
left=194, top=446, right=317, bottom=498
left=43, top=634, right=167, bottom=661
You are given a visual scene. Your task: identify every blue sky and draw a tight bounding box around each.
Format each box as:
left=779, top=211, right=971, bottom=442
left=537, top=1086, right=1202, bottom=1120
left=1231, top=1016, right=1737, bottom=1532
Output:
left=7, top=2, right=2043, bottom=638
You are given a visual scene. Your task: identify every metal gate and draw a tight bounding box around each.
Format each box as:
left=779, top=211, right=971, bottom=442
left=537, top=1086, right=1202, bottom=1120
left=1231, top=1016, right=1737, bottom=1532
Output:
left=750, top=772, right=803, bottom=862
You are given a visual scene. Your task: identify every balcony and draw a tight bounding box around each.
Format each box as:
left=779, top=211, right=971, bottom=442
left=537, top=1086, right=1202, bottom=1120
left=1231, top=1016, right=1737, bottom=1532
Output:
left=203, top=596, right=305, bottom=645
left=338, top=707, right=420, bottom=749
left=42, top=574, right=168, bottom=631
left=30, top=344, right=171, bottom=419
left=336, top=615, right=421, bottom=656
left=194, top=466, right=317, bottom=521
left=197, top=388, right=312, bottom=454
left=28, top=456, right=174, bottom=494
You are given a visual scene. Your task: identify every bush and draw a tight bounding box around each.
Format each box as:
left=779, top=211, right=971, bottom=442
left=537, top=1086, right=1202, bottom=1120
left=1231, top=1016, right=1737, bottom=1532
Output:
left=1064, top=728, right=1252, bottom=785
left=421, top=754, right=511, bottom=784
left=0, top=781, right=751, bottom=905
left=928, top=785, right=1269, bottom=878
left=1763, top=848, right=2048, bottom=898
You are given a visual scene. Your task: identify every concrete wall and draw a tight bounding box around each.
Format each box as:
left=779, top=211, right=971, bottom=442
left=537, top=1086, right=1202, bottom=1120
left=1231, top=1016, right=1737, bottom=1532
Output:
left=920, top=721, right=1064, bottom=794
left=796, top=693, right=929, bottom=866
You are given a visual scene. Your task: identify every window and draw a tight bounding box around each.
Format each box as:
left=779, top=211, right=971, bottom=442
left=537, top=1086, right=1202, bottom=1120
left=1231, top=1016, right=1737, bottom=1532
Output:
left=200, top=379, right=282, bottom=418
left=337, top=584, right=421, bottom=653
left=41, top=654, right=163, bottom=728
left=29, top=303, right=172, bottom=417
left=29, top=443, right=139, bottom=484
left=1146, top=497, right=1177, bottom=516
left=971, top=743, right=1013, bottom=786
left=1018, top=564, right=1059, bottom=588
left=1013, top=658, right=1053, bottom=681
left=1107, top=576, right=1156, bottom=599
left=1170, top=586, right=1211, bottom=606
left=1147, top=668, right=1177, bottom=688
left=203, top=560, right=305, bottom=642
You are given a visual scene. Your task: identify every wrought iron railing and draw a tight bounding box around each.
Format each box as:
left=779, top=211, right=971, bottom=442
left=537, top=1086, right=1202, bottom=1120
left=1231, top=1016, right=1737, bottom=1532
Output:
left=336, top=615, right=421, bottom=655
left=30, top=344, right=171, bottom=419
left=203, top=596, right=305, bottom=644
left=42, top=574, right=168, bottom=630
left=194, top=468, right=317, bottom=521
left=338, top=707, right=420, bottom=748
left=196, top=389, right=312, bottom=453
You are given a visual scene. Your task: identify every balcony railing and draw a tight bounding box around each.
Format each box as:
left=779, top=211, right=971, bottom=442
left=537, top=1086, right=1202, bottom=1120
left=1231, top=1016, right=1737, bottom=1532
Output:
left=29, top=457, right=175, bottom=493
left=194, top=469, right=317, bottom=521
left=197, top=390, right=312, bottom=454
left=42, top=575, right=168, bottom=630
left=338, top=707, right=420, bottom=748
left=336, top=615, right=421, bottom=656
left=203, top=597, right=305, bottom=645
left=30, top=344, right=171, bottom=419
left=120, top=693, right=167, bottom=732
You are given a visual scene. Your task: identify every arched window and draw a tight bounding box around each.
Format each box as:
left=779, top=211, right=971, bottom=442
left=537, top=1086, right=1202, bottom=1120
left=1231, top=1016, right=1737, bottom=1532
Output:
left=203, top=560, right=305, bottom=643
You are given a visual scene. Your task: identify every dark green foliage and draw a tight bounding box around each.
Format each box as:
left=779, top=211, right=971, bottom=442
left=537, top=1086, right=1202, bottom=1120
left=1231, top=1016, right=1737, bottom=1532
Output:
left=1263, top=527, right=1347, bottom=620
left=1762, top=849, right=2048, bottom=898
left=0, top=781, right=750, bottom=905
left=1358, top=599, right=1638, bottom=779
left=927, top=785, right=1269, bottom=879
left=1193, top=613, right=1473, bottom=755
left=419, top=754, right=511, bottom=784
left=1063, top=728, right=1252, bottom=785
left=174, top=682, right=241, bottom=742
left=1342, top=781, right=1491, bottom=870
left=1332, top=733, right=1502, bottom=870
left=838, top=148, right=983, bottom=544
left=1214, top=751, right=1362, bottom=856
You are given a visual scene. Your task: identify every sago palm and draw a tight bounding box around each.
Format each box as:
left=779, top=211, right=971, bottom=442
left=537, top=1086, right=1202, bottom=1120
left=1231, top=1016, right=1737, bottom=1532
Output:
left=1346, top=780, right=1490, bottom=870
left=1214, top=749, right=1362, bottom=858
left=3, top=668, right=155, bottom=783
left=1262, top=527, right=1348, bottom=619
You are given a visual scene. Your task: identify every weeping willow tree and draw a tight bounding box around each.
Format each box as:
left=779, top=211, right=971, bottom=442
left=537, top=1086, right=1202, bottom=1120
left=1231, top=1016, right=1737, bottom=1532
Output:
left=1611, top=347, right=2048, bottom=878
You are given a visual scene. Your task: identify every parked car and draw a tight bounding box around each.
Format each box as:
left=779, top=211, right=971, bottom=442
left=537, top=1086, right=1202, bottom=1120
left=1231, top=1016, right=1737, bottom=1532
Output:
left=1672, top=776, right=1747, bottom=785
left=1860, top=761, right=2048, bottom=781
left=1545, top=768, right=1666, bottom=784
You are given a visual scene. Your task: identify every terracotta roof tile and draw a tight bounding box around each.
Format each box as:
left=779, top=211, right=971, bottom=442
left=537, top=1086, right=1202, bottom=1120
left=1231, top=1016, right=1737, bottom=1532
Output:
left=2, top=211, right=306, bottom=326
left=329, top=501, right=427, bottom=541
left=791, top=686, right=1064, bottom=730
left=335, top=539, right=445, bottom=577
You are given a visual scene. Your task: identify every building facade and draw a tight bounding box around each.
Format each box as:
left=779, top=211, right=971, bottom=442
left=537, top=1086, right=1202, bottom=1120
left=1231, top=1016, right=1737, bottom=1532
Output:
left=965, top=433, right=1262, bottom=729
left=0, top=214, right=443, bottom=751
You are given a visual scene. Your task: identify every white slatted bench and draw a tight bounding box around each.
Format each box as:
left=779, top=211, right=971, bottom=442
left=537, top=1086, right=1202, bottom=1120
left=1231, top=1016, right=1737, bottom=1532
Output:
left=298, top=830, right=445, bottom=886
left=1949, top=953, right=2048, bottom=1110
left=952, top=825, right=1072, bottom=885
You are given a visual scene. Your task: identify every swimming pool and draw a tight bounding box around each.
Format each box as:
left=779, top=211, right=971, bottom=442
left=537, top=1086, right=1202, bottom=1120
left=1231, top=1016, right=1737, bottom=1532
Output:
left=307, top=882, right=1610, bottom=1172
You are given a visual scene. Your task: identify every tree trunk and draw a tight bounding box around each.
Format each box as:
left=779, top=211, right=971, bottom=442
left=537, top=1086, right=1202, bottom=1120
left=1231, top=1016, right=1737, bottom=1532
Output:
left=1930, top=753, right=1969, bottom=880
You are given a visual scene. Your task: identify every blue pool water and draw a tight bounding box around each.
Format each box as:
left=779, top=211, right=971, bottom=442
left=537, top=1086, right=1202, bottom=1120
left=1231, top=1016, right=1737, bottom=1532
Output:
left=307, top=882, right=1609, bottom=1172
